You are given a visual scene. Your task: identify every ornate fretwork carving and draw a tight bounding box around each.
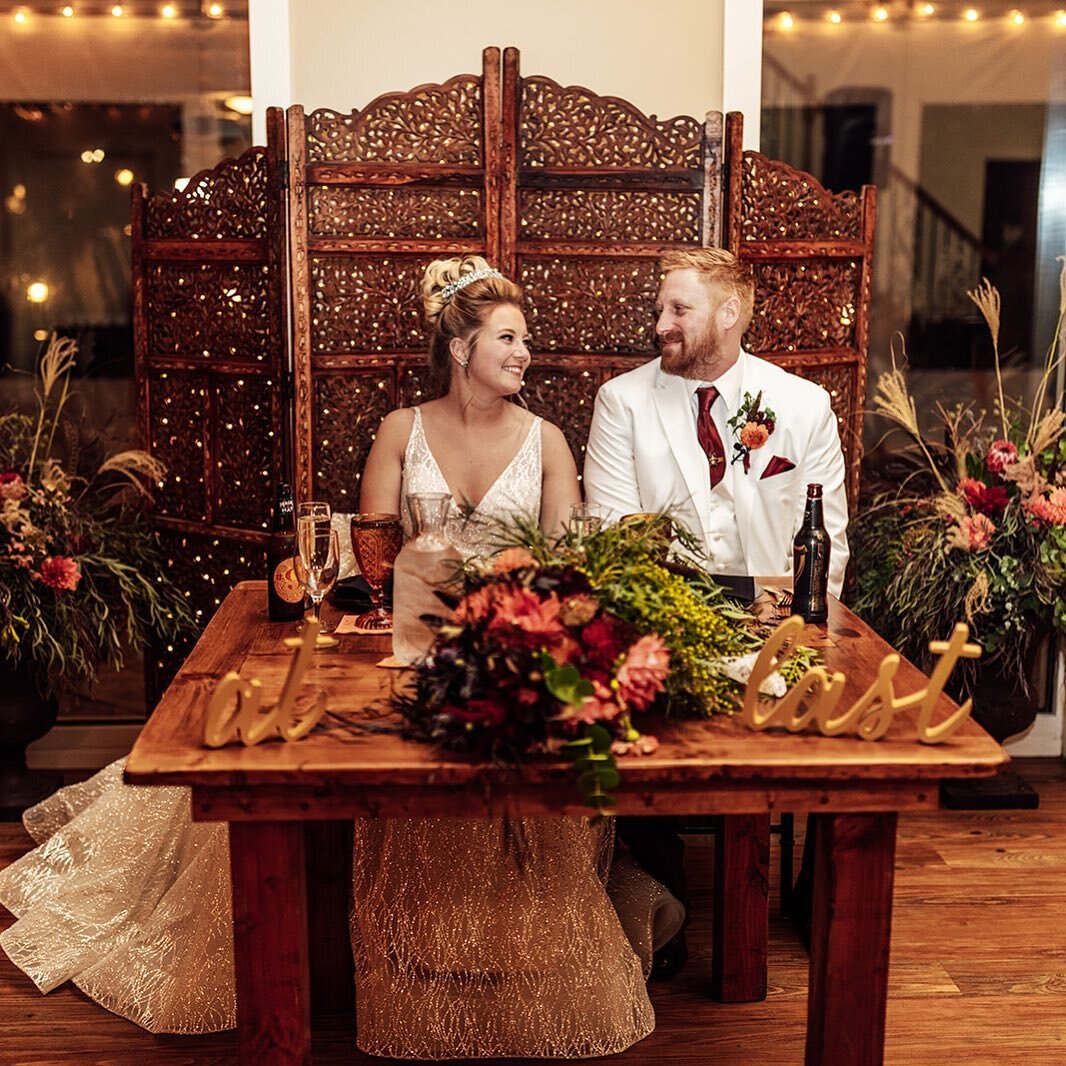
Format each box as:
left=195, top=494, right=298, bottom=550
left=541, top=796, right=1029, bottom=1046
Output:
left=520, top=77, right=702, bottom=170
left=313, top=372, right=394, bottom=506
left=309, top=187, right=483, bottom=239
left=520, top=189, right=700, bottom=243
left=740, top=152, right=861, bottom=242
left=777, top=361, right=860, bottom=476
left=213, top=375, right=276, bottom=530
left=305, top=77, right=482, bottom=164
left=519, top=258, right=659, bottom=354
left=147, top=370, right=207, bottom=522
left=146, top=262, right=272, bottom=359
left=152, top=528, right=266, bottom=695
left=745, top=261, right=859, bottom=354
left=310, top=256, right=431, bottom=353
left=398, top=363, right=438, bottom=408
left=145, top=149, right=268, bottom=240
left=521, top=366, right=601, bottom=467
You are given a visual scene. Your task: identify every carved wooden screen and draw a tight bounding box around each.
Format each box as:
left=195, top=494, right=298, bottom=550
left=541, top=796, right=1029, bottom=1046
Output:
left=722, top=112, right=875, bottom=511
left=287, top=50, right=502, bottom=507
left=131, top=111, right=288, bottom=696
left=502, top=48, right=720, bottom=464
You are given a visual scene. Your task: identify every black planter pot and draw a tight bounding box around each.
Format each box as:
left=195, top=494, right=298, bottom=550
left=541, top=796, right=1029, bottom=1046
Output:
left=967, top=660, right=1041, bottom=745
left=0, top=659, right=63, bottom=820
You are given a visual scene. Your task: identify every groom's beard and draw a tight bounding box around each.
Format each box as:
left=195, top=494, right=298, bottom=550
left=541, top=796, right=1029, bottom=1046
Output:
left=657, top=321, right=723, bottom=379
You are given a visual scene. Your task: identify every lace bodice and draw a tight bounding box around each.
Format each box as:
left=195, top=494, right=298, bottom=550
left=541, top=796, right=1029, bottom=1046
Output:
left=400, top=406, right=542, bottom=558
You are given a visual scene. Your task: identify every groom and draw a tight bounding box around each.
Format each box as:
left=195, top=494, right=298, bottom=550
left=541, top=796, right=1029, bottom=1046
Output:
left=583, top=247, right=851, bottom=976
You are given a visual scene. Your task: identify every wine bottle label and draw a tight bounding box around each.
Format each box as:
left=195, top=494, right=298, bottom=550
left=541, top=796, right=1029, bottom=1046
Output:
left=272, top=557, right=304, bottom=604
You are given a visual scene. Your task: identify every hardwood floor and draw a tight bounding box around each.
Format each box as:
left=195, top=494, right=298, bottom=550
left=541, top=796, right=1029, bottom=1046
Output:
left=2, top=759, right=1065, bottom=1064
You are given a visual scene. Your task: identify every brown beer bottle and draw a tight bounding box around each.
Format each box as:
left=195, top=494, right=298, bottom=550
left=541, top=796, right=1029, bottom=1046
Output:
left=267, top=482, right=304, bottom=621
left=792, top=483, right=830, bottom=624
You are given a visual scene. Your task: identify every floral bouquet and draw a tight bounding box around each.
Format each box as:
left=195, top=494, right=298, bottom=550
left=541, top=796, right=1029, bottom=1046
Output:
left=392, top=515, right=814, bottom=808
left=0, top=334, right=192, bottom=696
left=853, top=269, right=1065, bottom=699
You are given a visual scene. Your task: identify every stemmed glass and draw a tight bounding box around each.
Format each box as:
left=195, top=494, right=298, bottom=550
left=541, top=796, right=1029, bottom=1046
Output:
left=349, top=512, right=403, bottom=631
left=569, top=502, right=603, bottom=540
left=296, top=503, right=340, bottom=648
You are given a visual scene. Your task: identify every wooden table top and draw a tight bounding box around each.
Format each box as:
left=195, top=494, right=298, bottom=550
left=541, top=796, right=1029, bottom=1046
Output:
left=125, top=582, right=1008, bottom=819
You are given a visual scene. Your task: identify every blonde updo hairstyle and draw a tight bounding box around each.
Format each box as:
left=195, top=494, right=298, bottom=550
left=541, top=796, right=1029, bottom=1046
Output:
left=422, top=256, right=524, bottom=390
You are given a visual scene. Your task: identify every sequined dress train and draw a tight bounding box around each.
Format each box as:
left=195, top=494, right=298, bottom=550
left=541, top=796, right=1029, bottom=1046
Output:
left=0, top=405, right=682, bottom=1056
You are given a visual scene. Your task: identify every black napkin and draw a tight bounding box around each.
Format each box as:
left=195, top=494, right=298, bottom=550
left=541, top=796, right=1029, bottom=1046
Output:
left=331, top=575, right=393, bottom=610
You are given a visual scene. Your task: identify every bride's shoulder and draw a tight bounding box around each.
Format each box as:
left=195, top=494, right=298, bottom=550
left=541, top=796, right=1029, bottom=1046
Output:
left=375, top=406, right=417, bottom=447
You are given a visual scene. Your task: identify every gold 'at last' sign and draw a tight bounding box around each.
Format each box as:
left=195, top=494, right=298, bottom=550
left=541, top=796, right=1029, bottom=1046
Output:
left=740, top=616, right=982, bottom=744
left=203, top=619, right=327, bottom=747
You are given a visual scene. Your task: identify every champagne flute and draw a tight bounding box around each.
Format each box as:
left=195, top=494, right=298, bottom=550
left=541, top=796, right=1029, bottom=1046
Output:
left=569, top=502, right=603, bottom=540
left=297, top=519, right=339, bottom=647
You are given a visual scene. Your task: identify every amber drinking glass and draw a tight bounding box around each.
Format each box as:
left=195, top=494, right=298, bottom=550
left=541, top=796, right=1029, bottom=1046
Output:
left=349, top=512, right=403, bottom=631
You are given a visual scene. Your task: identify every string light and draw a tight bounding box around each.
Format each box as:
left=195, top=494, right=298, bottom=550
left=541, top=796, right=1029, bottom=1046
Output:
left=777, top=10, right=795, bottom=30
left=162, top=2, right=176, bottom=15
left=1008, top=8, right=1025, bottom=24
left=27, top=281, right=49, bottom=303
left=915, top=2, right=935, bottom=15
left=871, top=5, right=890, bottom=22
left=1057, top=9, right=1066, bottom=26
left=61, top=5, right=74, bottom=15
left=13, top=7, right=27, bottom=23
left=111, top=4, right=123, bottom=16
left=224, top=94, right=254, bottom=115
left=205, top=1, right=224, bottom=16
left=963, top=7, right=980, bottom=20
left=827, top=9, right=842, bottom=23
left=115, top=167, right=134, bottom=186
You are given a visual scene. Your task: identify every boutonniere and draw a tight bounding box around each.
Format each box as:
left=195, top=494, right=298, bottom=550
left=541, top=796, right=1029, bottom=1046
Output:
left=727, top=390, right=776, bottom=473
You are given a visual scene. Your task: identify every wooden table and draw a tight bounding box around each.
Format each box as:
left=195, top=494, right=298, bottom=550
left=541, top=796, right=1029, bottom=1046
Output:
left=125, top=581, right=1008, bottom=1066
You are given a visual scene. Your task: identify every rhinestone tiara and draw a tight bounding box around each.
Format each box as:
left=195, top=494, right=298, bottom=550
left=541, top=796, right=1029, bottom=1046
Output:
left=440, top=267, right=504, bottom=304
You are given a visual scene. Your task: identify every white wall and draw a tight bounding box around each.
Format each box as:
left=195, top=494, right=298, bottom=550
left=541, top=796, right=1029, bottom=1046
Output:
left=250, top=0, right=767, bottom=146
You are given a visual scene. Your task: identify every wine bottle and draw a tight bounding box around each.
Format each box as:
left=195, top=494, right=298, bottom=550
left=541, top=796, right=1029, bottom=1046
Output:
left=267, top=482, right=304, bottom=622
left=792, top=483, right=830, bottom=624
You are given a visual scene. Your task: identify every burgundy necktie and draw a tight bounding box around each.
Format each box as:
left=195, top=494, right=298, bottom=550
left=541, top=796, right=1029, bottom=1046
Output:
left=696, top=386, right=726, bottom=489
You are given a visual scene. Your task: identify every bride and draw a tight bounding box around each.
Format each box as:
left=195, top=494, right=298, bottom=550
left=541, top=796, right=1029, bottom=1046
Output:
left=0, top=256, right=680, bottom=1057
left=353, top=256, right=679, bottom=1059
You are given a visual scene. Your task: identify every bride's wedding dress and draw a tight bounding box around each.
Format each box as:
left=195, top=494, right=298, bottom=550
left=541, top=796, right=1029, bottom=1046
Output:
left=351, top=407, right=679, bottom=1059
left=0, top=405, right=681, bottom=1057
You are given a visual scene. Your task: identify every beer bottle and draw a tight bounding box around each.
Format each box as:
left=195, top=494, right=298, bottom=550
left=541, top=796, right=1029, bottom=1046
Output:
left=267, top=482, right=304, bottom=621
left=792, top=483, right=830, bottom=624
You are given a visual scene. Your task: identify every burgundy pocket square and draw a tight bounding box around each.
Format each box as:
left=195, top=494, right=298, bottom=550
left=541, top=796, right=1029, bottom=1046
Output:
left=760, top=455, right=797, bottom=480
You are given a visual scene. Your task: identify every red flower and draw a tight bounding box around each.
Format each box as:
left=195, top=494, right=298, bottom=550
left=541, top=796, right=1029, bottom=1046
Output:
left=959, top=477, right=1009, bottom=517
left=616, top=634, right=671, bottom=710
left=580, top=614, right=629, bottom=669
left=38, top=555, right=81, bottom=591
left=446, top=699, right=506, bottom=727
left=986, top=440, right=1018, bottom=475
left=0, top=470, right=26, bottom=503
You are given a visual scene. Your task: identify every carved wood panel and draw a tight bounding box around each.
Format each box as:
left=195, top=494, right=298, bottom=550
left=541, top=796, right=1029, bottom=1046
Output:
left=724, top=113, right=875, bottom=515
left=133, top=116, right=287, bottom=705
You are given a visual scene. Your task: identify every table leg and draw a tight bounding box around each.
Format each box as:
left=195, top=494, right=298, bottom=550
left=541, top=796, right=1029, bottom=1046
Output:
left=304, top=820, right=355, bottom=1016
left=712, top=813, right=770, bottom=1001
left=230, top=821, right=311, bottom=1065
left=805, top=812, right=897, bottom=1066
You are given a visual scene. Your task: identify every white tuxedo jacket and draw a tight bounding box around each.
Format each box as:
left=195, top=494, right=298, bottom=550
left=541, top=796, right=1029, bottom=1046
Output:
left=583, top=351, right=850, bottom=598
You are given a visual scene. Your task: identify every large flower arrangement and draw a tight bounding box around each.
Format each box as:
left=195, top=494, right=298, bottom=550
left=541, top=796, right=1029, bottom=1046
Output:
left=392, top=515, right=814, bottom=808
left=0, top=335, right=191, bottom=696
left=853, top=272, right=1065, bottom=697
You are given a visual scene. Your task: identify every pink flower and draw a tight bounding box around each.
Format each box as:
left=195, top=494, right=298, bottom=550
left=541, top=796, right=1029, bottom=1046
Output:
left=947, top=513, right=995, bottom=552
left=616, top=634, right=671, bottom=710
left=492, top=547, right=537, bottom=575
left=1026, top=487, right=1066, bottom=526
left=38, top=555, right=81, bottom=591
left=611, top=733, right=661, bottom=756
left=573, top=677, right=624, bottom=724
left=485, top=585, right=565, bottom=649
left=986, top=440, right=1018, bottom=476
left=0, top=471, right=26, bottom=503
left=739, top=422, right=769, bottom=450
